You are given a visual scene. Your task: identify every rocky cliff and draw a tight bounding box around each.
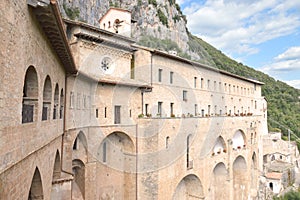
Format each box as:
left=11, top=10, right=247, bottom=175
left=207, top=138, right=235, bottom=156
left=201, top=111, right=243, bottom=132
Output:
left=57, top=0, right=199, bottom=59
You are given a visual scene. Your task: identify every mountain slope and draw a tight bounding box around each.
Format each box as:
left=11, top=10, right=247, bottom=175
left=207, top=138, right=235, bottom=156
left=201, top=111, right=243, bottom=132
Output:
left=58, top=0, right=300, bottom=138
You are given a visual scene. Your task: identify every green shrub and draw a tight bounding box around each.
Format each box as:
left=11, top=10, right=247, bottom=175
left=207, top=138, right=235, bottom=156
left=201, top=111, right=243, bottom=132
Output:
left=63, top=4, right=80, bottom=20
left=157, top=9, right=168, bottom=27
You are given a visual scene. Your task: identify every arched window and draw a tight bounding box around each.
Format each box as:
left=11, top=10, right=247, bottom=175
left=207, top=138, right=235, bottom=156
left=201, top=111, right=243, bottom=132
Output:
left=232, top=130, right=246, bottom=149
left=22, top=66, right=38, bottom=123
left=60, top=89, right=64, bottom=119
left=42, top=76, right=52, bottom=121
left=53, top=84, right=59, bottom=119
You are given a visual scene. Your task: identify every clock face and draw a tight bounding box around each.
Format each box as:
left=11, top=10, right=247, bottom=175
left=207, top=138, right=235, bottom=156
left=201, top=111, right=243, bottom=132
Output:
left=101, top=57, right=112, bottom=72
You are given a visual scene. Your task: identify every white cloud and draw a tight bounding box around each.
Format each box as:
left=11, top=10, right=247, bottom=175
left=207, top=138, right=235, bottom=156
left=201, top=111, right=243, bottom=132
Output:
left=259, top=46, right=300, bottom=89
left=184, top=0, right=300, bottom=56
left=286, top=80, right=300, bottom=89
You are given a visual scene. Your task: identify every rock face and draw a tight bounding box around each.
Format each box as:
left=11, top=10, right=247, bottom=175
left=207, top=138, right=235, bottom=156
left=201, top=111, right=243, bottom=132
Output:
left=58, top=0, right=190, bottom=54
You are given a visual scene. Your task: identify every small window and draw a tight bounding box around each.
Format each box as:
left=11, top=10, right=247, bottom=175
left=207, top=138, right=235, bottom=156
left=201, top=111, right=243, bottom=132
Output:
left=170, top=103, right=174, bottom=117
left=194, top=104, right=198, bottom=116
left=170, top=71, right=173, bottom=84
left=214, top=81, right=217, bottom=91
left=194, top=77, right=197, bottom=88
left=183, top=90, right=187, bottom=101
left=201, top=78, right=204, bottom=89
left=129, top=109, right=132, bottom=118
left=158, top=102, right=162, bottom=116
left=207, top=80, right=210, bottom=90
left=96, top=109, right=99, bottom=118
left=166, top=136, right=170, bottom=149
left=158, top=69, right=162, bottom=82
left=208, top=105, right=211, bottom=115
left=254, top=84, right=257, bottom=91
left=103, top=23, right=106, bottom=29
left=145, top=104, right=149, bottom=116
left=104, top=107, right=107, bottom=118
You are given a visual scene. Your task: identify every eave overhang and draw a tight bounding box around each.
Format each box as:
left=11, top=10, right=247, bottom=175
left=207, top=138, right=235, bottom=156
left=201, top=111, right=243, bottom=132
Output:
left=27, top=0, right=77, bottom=74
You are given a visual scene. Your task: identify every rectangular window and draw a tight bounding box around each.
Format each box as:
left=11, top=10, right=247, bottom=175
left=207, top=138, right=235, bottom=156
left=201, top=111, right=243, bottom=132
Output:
left=183, top=90, right=187, bottom=101
left=129, top=109, right=132, bottom=118
left=158, top=69, right=162, bottom=82
left=22, top=104, right=34, bottom=123
left=194, top=77, right=197, bottom=88
left=96, top=108, right=99, bottom=118
left=158, top=102, right=162, bottom=117
left=170, top=103, right=174, bottom=117
left=254, top=84, right=257, bottom=91
left=114, top=105, right=121, bottom=124
left=145, top=104, right=149, bottom=116
left=170, top=71, right=173, bottom=84
left=104, top=107, right=107, bottom=118
left=42, top=106, right=48, bottom=121
left=201, top=78, right=204, bottom=89
left=208, top=105, right=211, bottom=115
left=194, top=104, right=198, bottom=116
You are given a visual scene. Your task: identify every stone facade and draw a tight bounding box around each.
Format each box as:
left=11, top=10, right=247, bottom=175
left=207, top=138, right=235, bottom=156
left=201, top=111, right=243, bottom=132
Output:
left=0, top=1, right=268, bottom=200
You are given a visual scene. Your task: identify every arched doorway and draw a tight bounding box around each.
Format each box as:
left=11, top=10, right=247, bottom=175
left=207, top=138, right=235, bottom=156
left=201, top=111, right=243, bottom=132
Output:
left=97, top=132, right=136, bottom=199
left=72, top=131, right=88, bottom=199
left=172, top=174, right=204, bottom=200
left=28, top=167, right=43, bottom=200
left=233, top=156, right=248, bottom=200
left=212, top=162, right=228, bottom=199
left=51, top=151, right=61, bottom=200
left=72, top=159, right=85, bottom=200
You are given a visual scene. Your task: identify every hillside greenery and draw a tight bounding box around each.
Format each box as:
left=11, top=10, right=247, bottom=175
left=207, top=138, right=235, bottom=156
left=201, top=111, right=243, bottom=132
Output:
left=273, top=190, right=300, bottom=200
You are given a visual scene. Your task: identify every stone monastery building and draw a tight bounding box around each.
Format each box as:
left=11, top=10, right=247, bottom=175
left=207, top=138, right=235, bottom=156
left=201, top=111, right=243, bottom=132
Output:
left=0, top=0, right=268, bottom=199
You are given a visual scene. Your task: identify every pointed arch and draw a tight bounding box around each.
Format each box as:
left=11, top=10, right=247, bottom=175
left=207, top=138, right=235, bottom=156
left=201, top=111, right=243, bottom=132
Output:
left=42, top=75, right=52, bottom=121
left=233, top=156, right=248, bottom=200
left=72, top=131, right=88, bottom=164
left=97, top=131, right=136, bottom=199
left=52, top=150, right=61, bottom=180
left=172, top=174, right=204, bottom=200
left=22, top=66, right=38, bottom=123
left=72, top=159, right=85, bottom=200
left=212, top=136, right=227, bottom=154
left=232, top=129, right=246, bottom=149
left=51, top=151, right=62, bottom=200
left=212, top=162, right=228, bottom=199
left=28, top=167, right=44, bottom=200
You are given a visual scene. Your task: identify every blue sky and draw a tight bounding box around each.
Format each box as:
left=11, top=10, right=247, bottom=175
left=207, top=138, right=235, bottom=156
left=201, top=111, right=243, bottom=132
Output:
left=177, top=0, right=300, bottom=89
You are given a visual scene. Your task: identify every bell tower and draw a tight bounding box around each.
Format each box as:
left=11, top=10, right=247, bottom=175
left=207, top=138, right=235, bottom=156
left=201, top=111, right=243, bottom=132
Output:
left=99, top=8, right=132, bottom=37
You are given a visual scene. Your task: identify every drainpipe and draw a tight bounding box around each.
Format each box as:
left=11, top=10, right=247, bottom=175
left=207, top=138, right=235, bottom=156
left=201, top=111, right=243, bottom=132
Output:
left=61, top=73, right=73, bottom=176
left=135, top=123, right=138, bottom=200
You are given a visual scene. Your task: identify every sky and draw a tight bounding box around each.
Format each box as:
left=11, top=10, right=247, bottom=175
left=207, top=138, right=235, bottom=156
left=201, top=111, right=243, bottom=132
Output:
left=177, top=0, right=300, bottom=89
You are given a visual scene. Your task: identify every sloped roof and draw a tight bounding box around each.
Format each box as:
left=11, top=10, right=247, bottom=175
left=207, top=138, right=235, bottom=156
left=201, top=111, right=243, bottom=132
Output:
left=265, top=172, right=282, bottom=180
left=27, top=0, right=77, bottom=74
